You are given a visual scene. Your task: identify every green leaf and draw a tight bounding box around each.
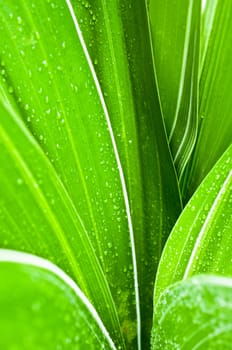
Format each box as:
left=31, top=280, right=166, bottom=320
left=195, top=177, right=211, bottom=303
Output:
left=152, top=275, right=232, bottom=350
left=200, top=0, right=218, bottom=73
left=148, top=0, right=201, bottom=178
left=69, top=1, right=182, bottom=344
left=0, top=92, right=124, bottom=347
left=0, top=249, right=115, bottom=350
left=0, top=1, right=143, bottom=347
left=183, top=0, right=232, bottom=200
left=154, top=144, right=232, bottom=304
left=0, top=1, right=182, bottom=348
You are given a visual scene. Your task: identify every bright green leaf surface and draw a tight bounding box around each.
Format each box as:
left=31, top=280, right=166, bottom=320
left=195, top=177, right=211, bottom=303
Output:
left=154, top=144, right=232, bottom=303
left=70, top=2, right=182, bottom=345
left=200, top=0, right=218, bottom=74
left=0, top=94, right=125, bottom=347
left=183, top=0, right=232, bottom=200
left=0, top=1, right=145, bottom=347
left=149, top=0, right=200, bottom=178
left=3, top=0, right=232, bottom=349
left=152, top=275, right=232, bottom=350
left=0, top=250, right=115, bottom=350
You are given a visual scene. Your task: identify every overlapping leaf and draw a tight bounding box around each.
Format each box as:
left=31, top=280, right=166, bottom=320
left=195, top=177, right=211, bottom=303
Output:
left=69, top=1, right=182, bottom=345
left=3, top=0, right=232, bottom=349
left=0, top=93, right=125, bottom=347
left=152, top=275, right=232, bottom=350
left=0, top=250, right=115, bottom=350
left=183, top=0, right=232, bottom=200
left=154, top=144, right=232, bottom=304
left=0, top=0, right=143, bottom=347
left=149, top=0, right=200, bottom=179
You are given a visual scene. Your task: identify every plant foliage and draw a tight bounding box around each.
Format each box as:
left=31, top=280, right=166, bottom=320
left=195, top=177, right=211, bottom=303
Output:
left=0, top=0, right=232, bottom=349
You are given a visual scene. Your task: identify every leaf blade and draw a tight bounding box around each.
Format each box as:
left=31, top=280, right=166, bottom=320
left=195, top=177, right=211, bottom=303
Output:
left=0, top=0, right=148, bottom=346
left=70, top=1, right=182, bottom=345
left=183, top=0, right=232, bottom=200
left=0, top=93, right=124, bottom=347
left=0, top=249, right=116, bottom=350
left=149, top=0, right=201, bottom=178
left=154, top=144, right=232, bottom=303
left=152, top=275, right=232, bottom=350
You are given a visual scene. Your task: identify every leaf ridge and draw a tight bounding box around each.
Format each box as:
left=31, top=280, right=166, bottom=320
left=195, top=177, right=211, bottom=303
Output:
left=66, top=1, right=141, bottom=347
left=0, top=249, right=117, bottom=350
left=0, top=95, right=124, bottom=348
left=183, top=169, right=232, bottom=279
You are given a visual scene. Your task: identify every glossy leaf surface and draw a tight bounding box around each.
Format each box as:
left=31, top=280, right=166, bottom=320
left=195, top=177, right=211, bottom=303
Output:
left=152, top=275, right=232, bottom=350
left=0, top=1, right=140, bottom=347
left=154, top=144, right=232, bottom=303
left=0, top=250, right=115, bottom=350
left=149, top=0, right=200, bottom=178
left=0, top=92, right=125, bottom=347
left=183, top=0, right=232, bottom=200
left=70, top=2, right=182, bottom=344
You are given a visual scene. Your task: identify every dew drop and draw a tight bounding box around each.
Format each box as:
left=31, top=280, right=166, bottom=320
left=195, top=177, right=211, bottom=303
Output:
left=35, top=31, right=40, bottom=40
left=17, top=16, right=22, bottom=24
left=191, top=205, right=196, bottom=212
left=17, top=178, right=23, bottom=185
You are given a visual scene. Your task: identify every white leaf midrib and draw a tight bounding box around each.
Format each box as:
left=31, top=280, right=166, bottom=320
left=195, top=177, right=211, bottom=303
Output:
left=183, top=169, right=232, bottom=279
left=0, top=249, right=117, bottom=350
left=65, top=1, right=141, bottom=349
